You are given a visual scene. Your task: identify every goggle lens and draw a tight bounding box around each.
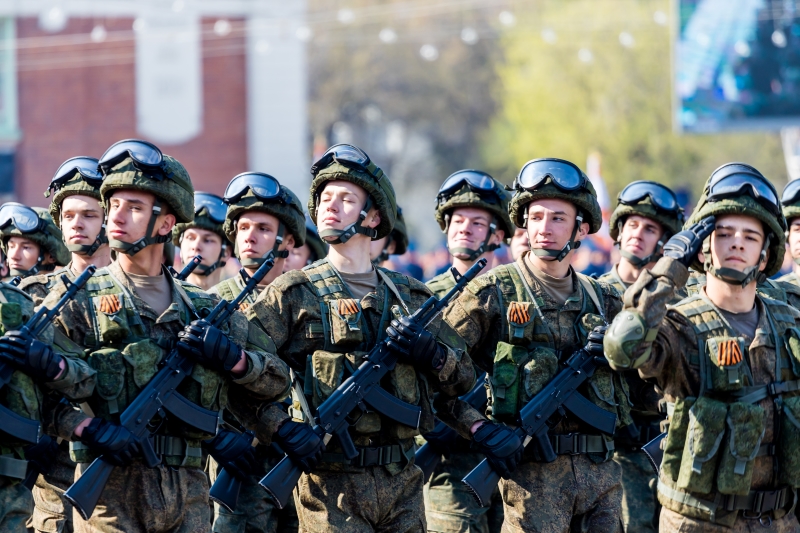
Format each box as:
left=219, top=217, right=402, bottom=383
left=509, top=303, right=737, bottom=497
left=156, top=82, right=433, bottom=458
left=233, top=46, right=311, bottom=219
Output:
left=517, top=159, right=585, bottom=191
left=0, top=203, right=41, bottom=233
left=618, top=181, right=679, bottom=212
left=224, top=173, right=282, bottom=204
left=194, top=192, right=227, bottom=223
left=99, top=139, right=163, bottom=173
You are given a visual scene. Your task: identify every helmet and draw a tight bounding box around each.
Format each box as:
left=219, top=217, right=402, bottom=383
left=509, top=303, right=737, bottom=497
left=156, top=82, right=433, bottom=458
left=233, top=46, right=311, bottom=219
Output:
left=303, top=215, right=328, bottom=264
left=609, top=181, right=685, bottom=267
left=223, top=174, right=306, bottom=268
left=373, top=206, right=409, bottom=264
left=688, top=163, right=785, bottom=284
left=508, top=158, right=601, bottom=262
left=100, top=151, right=194, bottom=256
left=435, top=170, right=512, bottom=261
left=308, top=144, right=396, bottom=242
left=46, top=157, right=108, bottom=257
left=0, top=204, right=70, bottom=277
left=782, top=179, right=800, bottom=223
left=172, top=192, right=231, bottom=277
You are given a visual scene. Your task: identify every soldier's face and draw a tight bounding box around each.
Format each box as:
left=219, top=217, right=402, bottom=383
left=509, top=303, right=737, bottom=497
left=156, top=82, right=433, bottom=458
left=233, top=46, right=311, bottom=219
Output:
left=317, top=181, right=380, bottom=240
left=107, top=190, right=176, bottom=244
left=284, top=244, right=312, bottom=272
left=510, top=227, right=529, bottom=261
left=710, top=214, right=767, bottom=273
left=236, top=211, right=293, bottom=262
left=447, top=207, right=503, bottom=259
left=181, top=228, right=226, bottom=268
left=525, top=199, right=589, bottom=261
left=788, top=219, right=800, bottom=260
left=6, top=236, right=41, bottom=272
left=61, top=195, right=105, bottom=250
left=619, top=215, right=664, bottom=262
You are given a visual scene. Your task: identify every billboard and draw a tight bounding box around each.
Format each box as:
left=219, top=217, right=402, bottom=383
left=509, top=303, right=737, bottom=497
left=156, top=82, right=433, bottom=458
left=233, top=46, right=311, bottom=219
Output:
left=675, top=0, right=800, bottom=133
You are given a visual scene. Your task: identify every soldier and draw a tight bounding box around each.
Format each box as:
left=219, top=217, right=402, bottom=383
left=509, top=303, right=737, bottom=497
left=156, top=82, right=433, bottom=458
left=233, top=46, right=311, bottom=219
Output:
left=284, top=216, right=327, bottom=272
left=423, top=170, right=512, bottom=533
left=0, top=204, right=70, bottom=283
left=598, top=181, right=685, bottom=533
left=779, top=179, right=800, bottom=288
left=172, top=192, right=232, bottom=291
left=246, top=143, right=489, bottom=533
left=17, top=157, right=113, bottom=533
left=207, top=172, right=306, bottom=533
left=509, top=227, right=529, bottom=262
left=442, top=157, right=628, bottom=532
left=369, top=206, right=408, bottom=266
left=35, top=139, right=291, bottom=533
left=604, top=162, right=800, bottom=531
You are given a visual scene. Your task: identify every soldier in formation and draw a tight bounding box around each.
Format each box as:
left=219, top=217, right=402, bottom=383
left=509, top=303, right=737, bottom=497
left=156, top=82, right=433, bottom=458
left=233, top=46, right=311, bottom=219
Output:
left=173, top=192, right=232, bottom=291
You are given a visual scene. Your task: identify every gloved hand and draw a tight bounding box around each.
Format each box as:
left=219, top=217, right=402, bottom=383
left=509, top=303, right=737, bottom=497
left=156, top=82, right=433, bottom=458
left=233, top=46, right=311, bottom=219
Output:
left=274, top=420, right=325, bottom=474
left=24, top=435, right=60, bottom=476
left=386, top=316, right=446, bottom=371
left=471, top=422, right=524, bottom=479
left=203, top=429, right=258, bottom=481
left=662, top=216, right=716, bottom=267
left=423, top=424, right=465, bottom=454
left=0, top=332, right=63, bottom=381
left=177, top=320, right=242, bottom=374
left=80, top=418, right=141, bottom=467
left=586, top=325, right=607, bottom=356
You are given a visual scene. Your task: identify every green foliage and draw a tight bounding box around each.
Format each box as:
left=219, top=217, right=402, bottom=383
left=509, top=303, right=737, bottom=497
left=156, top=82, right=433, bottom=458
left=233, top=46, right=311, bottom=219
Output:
left=481, top=0, right=787, bottom=196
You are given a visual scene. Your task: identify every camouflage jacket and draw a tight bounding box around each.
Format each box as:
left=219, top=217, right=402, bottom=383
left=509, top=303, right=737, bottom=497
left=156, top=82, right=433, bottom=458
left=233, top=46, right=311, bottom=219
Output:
left=426, top=270, right=457, bottom=300
left=18, top=264, right=71, bottom=307
left=603, top=257, right=800, bottom=526
left=209, top=272, right=267, bottom=315
left=246, top=258, right=481, bottom=462
left=687, top=270, right=800, bottom=309
left=40, top=261, right=290, bottom=464
left=777, top=270, right=800, bottom=289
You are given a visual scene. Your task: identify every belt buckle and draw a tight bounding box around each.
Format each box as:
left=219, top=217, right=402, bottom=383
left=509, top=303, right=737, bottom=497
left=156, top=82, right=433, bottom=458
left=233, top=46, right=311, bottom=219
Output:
left=561, top=433, right=581, bottom=456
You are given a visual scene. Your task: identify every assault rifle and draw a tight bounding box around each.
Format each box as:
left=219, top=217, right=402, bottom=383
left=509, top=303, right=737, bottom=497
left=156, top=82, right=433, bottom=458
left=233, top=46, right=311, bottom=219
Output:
left=259, top=259, right=488, bottom=510
left=462, top=326, right=617, bottom=507
left=0, top=265, right=97, bottom=445
left=169, top=255, right=202, bottom=281
left=65, top=258, right=275, bottom=519
left=414, top=373, right=488, bottom=481
left=642, top=432, right=666, bottom=474
left=208, top=424, right=259, bottom=512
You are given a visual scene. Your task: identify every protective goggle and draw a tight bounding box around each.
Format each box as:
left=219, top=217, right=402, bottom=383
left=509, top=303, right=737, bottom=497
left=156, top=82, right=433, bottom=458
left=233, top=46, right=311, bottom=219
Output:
left=224, top=172, right=292, bottom=206
left=0, top=203, right=45, bottom=233
left=438, top=170, right=498, bottom=199
left=46, top=157, right=102, bottom=197
left=194, top=192, right=227, bottom=223
left=618, top=181, right=680, bottom=213
left=781, top=179, right=800, bottom=206
left=311, top=144, right=385, bottom=182
left=513, top=158, right=586, bottom=192
left=706, top=165, right=780, bottom=217
left=98, top=139, right=163, bottom=175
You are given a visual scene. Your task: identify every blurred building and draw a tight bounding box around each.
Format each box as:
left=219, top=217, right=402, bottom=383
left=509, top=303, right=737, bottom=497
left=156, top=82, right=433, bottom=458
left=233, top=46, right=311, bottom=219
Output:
left=0, top=0, right=309, bottom=208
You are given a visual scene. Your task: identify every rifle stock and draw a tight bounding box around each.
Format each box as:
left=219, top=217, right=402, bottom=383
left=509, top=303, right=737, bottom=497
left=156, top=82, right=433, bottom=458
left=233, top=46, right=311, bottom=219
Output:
left=259, top=259, right=488, bottom=509
left=65, top=259, right=275, bottom=519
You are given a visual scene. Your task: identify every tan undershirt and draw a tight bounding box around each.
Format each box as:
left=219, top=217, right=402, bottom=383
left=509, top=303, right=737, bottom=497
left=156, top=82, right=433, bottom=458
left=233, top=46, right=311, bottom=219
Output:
left=339, top=268, right=379, bottom=301
left=127, top=271, right=172, bottom=316
left=524, top=255, right=576, bottom=306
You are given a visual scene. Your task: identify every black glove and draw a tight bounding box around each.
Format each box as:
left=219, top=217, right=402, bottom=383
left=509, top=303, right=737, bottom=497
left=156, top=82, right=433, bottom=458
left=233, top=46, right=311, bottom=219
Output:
left=386, top=316, right=446, bottom=371
left=662, top=216, right=716, bottom=267
left=274, top=420, right=325, bottom=474
left=472, top=422, right=524, bottom=479
left=203, top=429, right=258, bottom=481
left=424, top=424, right=464, bottom=454
left=177, top=320, right=243, bottom=374
left=24, top=435, right=60, bottom=476
left=80, top=418, right=141, bottom=467
left=0, top=332, right=63, bottom=381
left=586, top=325, right=607, bottom=355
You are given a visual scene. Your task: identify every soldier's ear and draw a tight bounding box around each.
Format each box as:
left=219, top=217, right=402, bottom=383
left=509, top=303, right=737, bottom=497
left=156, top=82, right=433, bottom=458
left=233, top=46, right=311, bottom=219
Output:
left=367, top=209, right=381, bottom=229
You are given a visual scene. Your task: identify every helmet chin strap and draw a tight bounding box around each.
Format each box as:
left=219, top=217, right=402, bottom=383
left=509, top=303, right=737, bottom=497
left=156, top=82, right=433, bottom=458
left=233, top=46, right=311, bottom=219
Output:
left=446, top=215, right=500, bottom=262
left=108, top=200, right=170, bottom=256
left=617, top=222, right=668, bottom=268
left=318, top=197, right=378, bottom=245
left=9, top=254, right=53, bottom=278
left=528, top=206, right=583, bottom=262
left=66, top=225, right=108, bottom=257
left=707, top=234, right=770, bottom=288
left=239, top=221, right=288, bottom=269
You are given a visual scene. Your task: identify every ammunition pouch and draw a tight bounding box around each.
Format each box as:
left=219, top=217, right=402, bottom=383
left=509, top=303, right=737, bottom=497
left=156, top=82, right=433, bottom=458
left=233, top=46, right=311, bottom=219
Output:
left=780, top=396, right=800, bottom=488
left=677, top=397, right=727, bottom=494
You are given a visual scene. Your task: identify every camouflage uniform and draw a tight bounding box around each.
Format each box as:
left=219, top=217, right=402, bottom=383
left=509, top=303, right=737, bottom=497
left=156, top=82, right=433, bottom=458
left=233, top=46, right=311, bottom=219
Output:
left=604, top=177, right=800, bottom=531
left=779, top=184, right=800, bottom=292
left=0, top=207, right=70, bottom=280
left=686, top=272, right=800, bottom=310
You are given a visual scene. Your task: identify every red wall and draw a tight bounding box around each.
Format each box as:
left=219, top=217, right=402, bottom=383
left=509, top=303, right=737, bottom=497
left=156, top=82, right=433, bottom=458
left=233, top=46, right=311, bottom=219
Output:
left=15, top=16, right=247, bottom=208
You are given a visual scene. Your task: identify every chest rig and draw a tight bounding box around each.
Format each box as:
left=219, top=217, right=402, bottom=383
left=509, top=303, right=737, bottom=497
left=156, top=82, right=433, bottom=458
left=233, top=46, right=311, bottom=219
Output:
left=294, top=258, right=434, bottom=452
left=71, top=267, right=221, bottom=467
left=658, top=294, right=800, bottom=524
left=213, top=274, right=260, bottom=313
left=488, top=263, right=632, bottom=459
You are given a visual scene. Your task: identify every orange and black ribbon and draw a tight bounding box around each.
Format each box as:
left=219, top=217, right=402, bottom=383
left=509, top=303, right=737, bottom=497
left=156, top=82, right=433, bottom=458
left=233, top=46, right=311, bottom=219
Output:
left=508, top=301, right=531, bottom=325
left=338, top=299, right=360, bottom=316
left=98, top=294, right=121, bottom=314
left=717, top=339, right=743, bottom=366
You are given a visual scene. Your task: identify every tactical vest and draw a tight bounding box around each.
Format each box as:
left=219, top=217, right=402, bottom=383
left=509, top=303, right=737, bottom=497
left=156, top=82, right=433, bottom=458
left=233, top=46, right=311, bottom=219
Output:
left=597, top=268, right=627, bottom=297
left=487, top=264, right=632, bottom=460
left=658, top=294, right=800, bottom=524
left=686, top=273, right=788, bottom=302
left=426, top=270, right=457, bottom=300
left=70, top=267, right=222, bottom=467
left=294, top=259, right=436, bottom=457
left=211, top=274, right=262, bottom=313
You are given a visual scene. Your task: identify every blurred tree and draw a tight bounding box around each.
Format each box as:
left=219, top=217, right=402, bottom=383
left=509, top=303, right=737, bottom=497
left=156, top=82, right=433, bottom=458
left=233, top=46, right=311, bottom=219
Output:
left=481, top=0, right=787, bottom=197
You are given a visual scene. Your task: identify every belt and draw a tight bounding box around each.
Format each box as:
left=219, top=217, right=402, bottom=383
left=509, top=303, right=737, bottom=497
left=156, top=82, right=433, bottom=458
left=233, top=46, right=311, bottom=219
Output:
left=0, top=454, right=28, bottom=479
left=71, top=435, right=202, bottom=463
left=548, top=433, right=612, bottom=455
left=658, top=478, right=795, bottom=521
left=323, top=444, right=412, bottom=467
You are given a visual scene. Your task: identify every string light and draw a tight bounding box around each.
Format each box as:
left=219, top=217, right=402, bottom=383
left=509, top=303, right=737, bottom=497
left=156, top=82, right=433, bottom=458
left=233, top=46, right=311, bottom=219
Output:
left=379, top=28, right=398, bottom=44
left=420, top=44, right=439, bottom=61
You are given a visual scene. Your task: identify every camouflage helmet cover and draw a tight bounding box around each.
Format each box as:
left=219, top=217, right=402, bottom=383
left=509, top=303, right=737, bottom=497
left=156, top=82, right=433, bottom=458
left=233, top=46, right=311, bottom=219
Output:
left=172, top=192, right=230, bottom=246
left=508, top=175, right=602, bottom=234
left=390, top=207, right=409, bottom=255
left=48, top=173, right=103, bottom=224
left=223, top=185, right=307, bottom=247
left=609, top=193, right=685, bottom=242
left=434, top=177, right=513, bottom=243
left=0, top=206, right=70, bottom=266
